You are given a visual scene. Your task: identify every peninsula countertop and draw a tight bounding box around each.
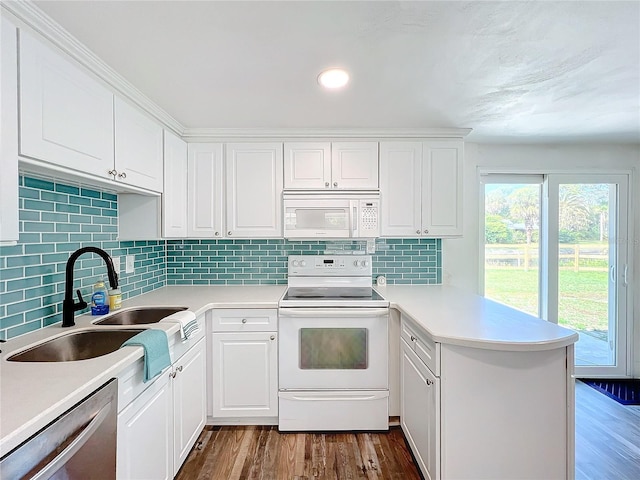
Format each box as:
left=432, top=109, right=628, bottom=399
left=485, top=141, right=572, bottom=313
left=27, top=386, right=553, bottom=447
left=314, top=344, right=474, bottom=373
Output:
left=376, top=284, right=579, bottom=351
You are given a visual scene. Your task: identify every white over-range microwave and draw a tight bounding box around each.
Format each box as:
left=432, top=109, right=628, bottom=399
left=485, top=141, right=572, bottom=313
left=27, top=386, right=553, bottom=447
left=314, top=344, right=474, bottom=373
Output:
left=283, top=192, right=380, bottom=239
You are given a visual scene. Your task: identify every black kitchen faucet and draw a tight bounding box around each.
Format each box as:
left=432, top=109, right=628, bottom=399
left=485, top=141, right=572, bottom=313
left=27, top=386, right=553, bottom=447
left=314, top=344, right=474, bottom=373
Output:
left=62, top=247, right=119, bottom=327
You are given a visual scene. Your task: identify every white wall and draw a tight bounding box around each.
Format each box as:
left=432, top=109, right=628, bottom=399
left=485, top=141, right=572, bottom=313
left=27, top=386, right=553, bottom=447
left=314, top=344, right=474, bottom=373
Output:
left=443, top=142, right=640, bottom=376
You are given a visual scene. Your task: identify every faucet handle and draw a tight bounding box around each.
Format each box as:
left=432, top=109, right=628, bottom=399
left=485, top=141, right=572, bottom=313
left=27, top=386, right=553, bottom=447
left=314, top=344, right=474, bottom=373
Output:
left=75, top=289, right=88, bottom=310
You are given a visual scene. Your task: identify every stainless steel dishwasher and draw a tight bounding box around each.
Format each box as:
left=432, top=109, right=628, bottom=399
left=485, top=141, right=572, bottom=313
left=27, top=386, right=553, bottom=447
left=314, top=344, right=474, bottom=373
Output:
left=0, top=378, right=117, bottom=480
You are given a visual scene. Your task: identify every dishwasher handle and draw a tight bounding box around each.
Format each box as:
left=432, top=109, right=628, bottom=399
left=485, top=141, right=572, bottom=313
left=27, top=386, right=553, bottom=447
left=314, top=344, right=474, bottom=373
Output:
left=30, top=402, right=112, bottom=480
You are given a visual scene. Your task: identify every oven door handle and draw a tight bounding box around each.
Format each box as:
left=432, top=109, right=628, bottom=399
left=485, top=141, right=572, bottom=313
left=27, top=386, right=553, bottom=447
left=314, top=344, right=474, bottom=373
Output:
left=278, top=308, right=389, bottom=318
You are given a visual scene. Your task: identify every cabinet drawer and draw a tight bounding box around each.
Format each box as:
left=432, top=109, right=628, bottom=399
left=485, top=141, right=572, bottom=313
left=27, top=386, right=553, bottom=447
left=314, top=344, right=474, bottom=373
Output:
left=401, top=316, right=440, bottom=376
left=211, top=309, right=278, bottom=332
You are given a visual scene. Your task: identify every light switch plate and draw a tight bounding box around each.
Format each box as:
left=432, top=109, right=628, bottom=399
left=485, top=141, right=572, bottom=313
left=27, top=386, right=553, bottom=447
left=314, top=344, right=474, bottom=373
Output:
left=125, top=255, right=134, bottom=274
left=112, top=256, right=121, bottom=273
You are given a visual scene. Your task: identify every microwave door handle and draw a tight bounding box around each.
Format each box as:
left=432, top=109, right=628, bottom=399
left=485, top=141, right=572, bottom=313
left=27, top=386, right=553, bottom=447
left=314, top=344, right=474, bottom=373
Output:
left=352, top=203, right=358, bottom=237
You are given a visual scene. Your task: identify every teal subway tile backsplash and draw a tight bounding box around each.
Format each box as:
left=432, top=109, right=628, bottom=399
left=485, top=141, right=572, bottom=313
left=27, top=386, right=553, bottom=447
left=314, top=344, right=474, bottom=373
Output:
left=0, top=176, right=166, bottom=340
left=165, top=238, right=441, bottom=286
left=1, top=176, right=443, bottom=341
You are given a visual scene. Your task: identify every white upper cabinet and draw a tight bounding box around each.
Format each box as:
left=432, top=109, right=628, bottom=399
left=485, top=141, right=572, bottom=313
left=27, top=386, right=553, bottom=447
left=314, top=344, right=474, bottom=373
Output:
left=284, top=141, right=378, bottom=190
left=421, top=140, right=463, bottom=237
left=18, top=28, right=114, bottom=178
left=331, top=142, right=379, bottom=189
left=114, top=97, right=164, bottom=192
left=380, top=140, right=463, bottom=237
left=379, top=142, right=423, bottom=237
left=284, top=142, right=331, bottom=189
left=225, top=143, right=283, bottom=238
left=1, top=17, right=19, bottom=244
left=162, top=130, right=188, bottom=237
left=187, top=143, right=224, bottom=238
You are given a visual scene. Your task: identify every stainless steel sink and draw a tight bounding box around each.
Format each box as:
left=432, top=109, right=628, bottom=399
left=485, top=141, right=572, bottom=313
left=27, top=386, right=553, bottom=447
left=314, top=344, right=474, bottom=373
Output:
left=7, top=329, right=145, bottom=362
left=94, top=307, right=187, bottom=326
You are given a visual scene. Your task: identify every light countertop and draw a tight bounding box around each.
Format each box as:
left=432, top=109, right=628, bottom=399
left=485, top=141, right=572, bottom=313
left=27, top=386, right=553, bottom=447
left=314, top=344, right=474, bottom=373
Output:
left=1, top=283, right=577, bottom=456
left=376, top=284, right=579, bottom=351
left=0, top=285, right=285, bottom=457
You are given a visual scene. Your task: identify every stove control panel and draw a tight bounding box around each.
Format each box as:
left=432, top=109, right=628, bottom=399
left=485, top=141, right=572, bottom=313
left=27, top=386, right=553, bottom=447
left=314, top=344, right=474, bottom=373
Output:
left=288, top=255, right=372, bottom=276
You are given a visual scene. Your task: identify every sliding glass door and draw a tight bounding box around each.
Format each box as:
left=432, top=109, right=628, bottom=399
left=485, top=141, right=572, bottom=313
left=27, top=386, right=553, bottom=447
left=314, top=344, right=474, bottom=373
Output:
left=482, top=173, right=630, bottom=377
left=546, top=175, right=630, bottom=377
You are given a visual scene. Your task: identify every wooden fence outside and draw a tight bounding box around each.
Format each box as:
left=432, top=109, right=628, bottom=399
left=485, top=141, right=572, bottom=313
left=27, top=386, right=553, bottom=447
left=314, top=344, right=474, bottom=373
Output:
left=485, top=243, right=609, bottom=271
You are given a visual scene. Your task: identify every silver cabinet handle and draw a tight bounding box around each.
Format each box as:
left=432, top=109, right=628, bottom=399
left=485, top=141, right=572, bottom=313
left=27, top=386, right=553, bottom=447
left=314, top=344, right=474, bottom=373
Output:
left=31, top=402, right=112, bottom=480
left=227, top=231, right=232, bottom=236
left=241, top=318, right=247, bottom=324
left=410, top=335, right=416, bottom=342
left=214, top=231, right=220, bottom=236
left=108, top=169, right=117, bottom=177
left=270, top=335, right=276, bottom=340
left=118, top=172, right=127, bottom=179
left=416, top=230, right=421, bottom=235
left=176, top=365, right=183, bottom=373
left=333, top=181, right=338, bottom=187
left=424, top=229, right=429, bottom=234
left=325, top=182, right=330, bottom=187
left=426, top=379, right=433, bottom=386
left=171, top=371, right=177, bottom=378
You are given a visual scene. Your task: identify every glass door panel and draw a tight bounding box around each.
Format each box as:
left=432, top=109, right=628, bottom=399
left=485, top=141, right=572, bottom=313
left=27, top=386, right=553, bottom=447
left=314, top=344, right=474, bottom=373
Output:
left=557, top=183, right=614, bottom=367
left=549, top=174, right=629, bottom=377
left=482, top=177, right=543, bottom=317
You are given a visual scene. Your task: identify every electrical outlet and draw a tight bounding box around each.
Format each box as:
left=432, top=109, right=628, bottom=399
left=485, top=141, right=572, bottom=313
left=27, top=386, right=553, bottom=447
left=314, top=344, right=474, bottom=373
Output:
left=112, top=256, right=121, bottom=273
left=125, top=255, right=135, bottom=274
left=366, top=239, right=376, bottom=254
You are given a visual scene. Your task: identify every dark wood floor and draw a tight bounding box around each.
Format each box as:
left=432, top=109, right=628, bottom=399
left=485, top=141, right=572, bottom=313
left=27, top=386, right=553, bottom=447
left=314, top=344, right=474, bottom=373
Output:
left=175, top=425, right=422, bottom=480
left=177, top=382, right=640, bottom=479
left=575, top=380, right=640, bottom=480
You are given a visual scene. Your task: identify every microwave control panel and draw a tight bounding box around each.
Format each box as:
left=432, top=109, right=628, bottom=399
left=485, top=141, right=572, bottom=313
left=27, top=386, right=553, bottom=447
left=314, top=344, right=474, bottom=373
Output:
left=359, top=199, right=379, bottom=236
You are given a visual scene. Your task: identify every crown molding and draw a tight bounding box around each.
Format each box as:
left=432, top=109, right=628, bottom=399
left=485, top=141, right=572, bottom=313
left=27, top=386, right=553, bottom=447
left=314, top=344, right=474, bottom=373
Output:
left=1, top=0, right=185, bottom=135
left=182, top=127, right=473, bottom=141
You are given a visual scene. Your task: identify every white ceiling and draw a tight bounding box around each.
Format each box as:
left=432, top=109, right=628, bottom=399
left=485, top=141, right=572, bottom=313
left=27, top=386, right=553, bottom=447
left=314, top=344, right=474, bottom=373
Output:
left=32, top=0, right=640, bottom=143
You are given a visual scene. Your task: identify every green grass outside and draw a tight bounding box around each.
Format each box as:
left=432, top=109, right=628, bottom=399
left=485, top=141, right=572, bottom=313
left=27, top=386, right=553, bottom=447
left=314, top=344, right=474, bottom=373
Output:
left=485, top=268, right=608, bottom=337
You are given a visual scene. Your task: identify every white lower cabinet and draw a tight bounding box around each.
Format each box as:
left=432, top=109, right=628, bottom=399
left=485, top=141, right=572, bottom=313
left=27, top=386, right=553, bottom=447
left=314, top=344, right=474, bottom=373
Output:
left=117, top=370, right=173, bottom=480
left=172, top=338, right=207, bottom=471
left=117, top=336, right=206, bottom=479
left=401, top=338, right=440, bottom=480
left=210, top=309, right=278, bottom=422
left=400, top=314, right=573, bottom=480
left=211, top=332, right=278, bottom=419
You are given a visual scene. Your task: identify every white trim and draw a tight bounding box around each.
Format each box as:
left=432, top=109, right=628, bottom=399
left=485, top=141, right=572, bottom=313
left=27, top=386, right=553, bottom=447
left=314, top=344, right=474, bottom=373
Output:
left=182, top=127, right=472, bottom=141
left=1, top=0, right=184, bottom=135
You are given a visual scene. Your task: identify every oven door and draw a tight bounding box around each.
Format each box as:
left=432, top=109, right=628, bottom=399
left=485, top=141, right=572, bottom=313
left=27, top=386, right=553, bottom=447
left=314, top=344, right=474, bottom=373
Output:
left=278, top=307, right=388, bottom=390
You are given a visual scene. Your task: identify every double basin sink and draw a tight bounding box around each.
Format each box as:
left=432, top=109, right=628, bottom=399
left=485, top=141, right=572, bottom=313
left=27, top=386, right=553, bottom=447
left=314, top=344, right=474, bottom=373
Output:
left=7, top=307, right=187, bottom=363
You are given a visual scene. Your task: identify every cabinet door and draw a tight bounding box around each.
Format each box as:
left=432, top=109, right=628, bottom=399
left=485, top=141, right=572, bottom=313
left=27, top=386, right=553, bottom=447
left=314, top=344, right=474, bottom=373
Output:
left=1, top=17, right=19, bottom=243
left=330, top=142, right=379, bottom=189
left=173, top=339, right=206, bottom=474
left=117, top=372, right=173, bottom=480
left=114, top=97, right=164, bottom=192
left=380, top=142, right=422, bottom=237
left=19, top=29, right=114, bottom=178
left=401, top=340, right=440, bottom=480
left=421, top=140, right=463, bottom=237
left=187, top=143, right=224, bottom=238
left=211, top=332, right=278, bottom=418
left=225, top=143, right=283, bottom=238
left=163, top=130, right=188, bottom=237
left=283, top=142, right=331, bottom=189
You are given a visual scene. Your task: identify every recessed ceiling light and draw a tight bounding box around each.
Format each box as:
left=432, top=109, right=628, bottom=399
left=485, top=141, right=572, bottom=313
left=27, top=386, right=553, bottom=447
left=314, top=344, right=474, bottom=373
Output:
left=318, top=68, right=349, bottom=89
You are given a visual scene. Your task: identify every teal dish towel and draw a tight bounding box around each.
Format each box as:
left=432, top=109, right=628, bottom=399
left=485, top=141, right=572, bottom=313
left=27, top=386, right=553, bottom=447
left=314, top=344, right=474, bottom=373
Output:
left=121, top=330, right=171, bottom=382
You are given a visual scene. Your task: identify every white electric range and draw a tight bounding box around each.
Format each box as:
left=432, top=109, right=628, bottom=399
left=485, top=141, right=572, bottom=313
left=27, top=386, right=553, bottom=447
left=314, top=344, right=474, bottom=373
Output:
left=278, top=255, right=389, bottom=431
